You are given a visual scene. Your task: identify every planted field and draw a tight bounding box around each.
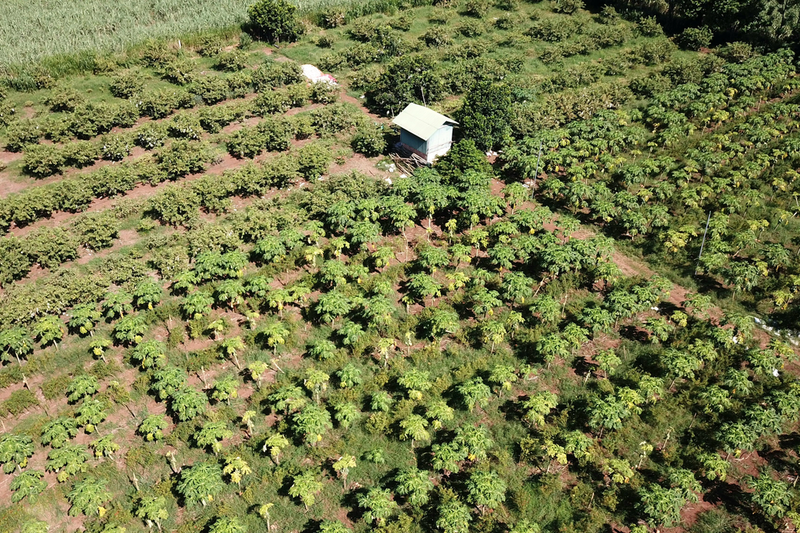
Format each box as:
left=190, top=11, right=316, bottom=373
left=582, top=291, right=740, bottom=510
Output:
left=0, top=1, right=799, bottom=533
left=0, top=0, right=254, bottom=67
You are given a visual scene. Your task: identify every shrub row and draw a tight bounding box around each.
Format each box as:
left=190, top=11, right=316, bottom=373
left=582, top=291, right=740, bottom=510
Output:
left=227, top=103, right=365, bottom=159
left=6, top=149, right=361, bottom=283
left=20, top=101, right=254, bottom=178
left=148, top=140, right=335, bottom=227
left=1, top=141, right=212, bottom=231
left=15, top=77, right=337, bottom=178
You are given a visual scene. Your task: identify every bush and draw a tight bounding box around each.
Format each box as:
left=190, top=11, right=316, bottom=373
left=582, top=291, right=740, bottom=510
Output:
left=135, top=123, right=169, bottom=150
left=40, top=115, right=74, bottom=143
left=24, top=227, right=79, bottom=269
left=148, top=185, right=201, bottom=226
left=57, top=180, right=94, bottom=212
left=91, top=164, right=139, bottom=197
left=198, top=106, right=234, bottom=133
left=252, top=60, right=303, bottom=91
left=599, top=5, right=620, bottom=23
left=248, top=0, right=303, bottom=44
left=390, top=15, right=412, bottom=31
left=0, top=101, right=15, bottom=127
left=253, top=90, right=290, bottom=115
left=458, top=21, right=485, bottom=37
left=140, top=40, right=178, bottom=67
left=321, top=7, right=347, bottom=28
left=637, top=16, right=664, bottom=37
left=22, top=144, right=65, bottom=178
left=192, top=76, right=230, bottom=104
left=351, top=124, right=386, bottom=156
left=226, top=71, right=253, bottom=98
left=0, top=237, right=33, bottom=286
left=157, top=141, right=211, bottom=180
left=258, top=117, right=293, bottom=151
left=286, top=83, right=311, bottom=107
left=318, top=52, right=347, bottom=72
left=630, top=74, right=673, bottom=97
left=132, top=158, right=167, bottom=185
left=239, top=32, right=254, bottom=49
left=227, top=127, right=265, bottom=159
left=159, top=58, right=197, bottom=85
left=45, top=87, right=84, bottom=112
left=110, top=71, right=145, bottom=98
left=552, top=0, right=584, bottom=14
left=297, top=143, right=332, bottom=180
left=291, top=113, right=316, bottom=139
left=588, top=25, right=630, bottom=48
left=462, top=0, right=490, bottom=17
left=631, top=40, right=676, bottom=66
left=168, top=114, right=203, bottom=140
left=716, top=41, right=755, bottom=63
left=73, top=212, right=119, bottom=250
left=435, top=139, right=492, bottom=179
left=660, top=57, right=705, bottom=85
left=5, top=120, right=42, bottom=152
left=421, top=27, right=452, bottom=48
left=527, top=18, right=577, bottom=42
left=310, top=82, right=339, bottom=104
left=341, top=43, right=384, bottom=67
left=63, top=141, right=101, bottom=168
left=196, top=35, right=224, bottom=57
left=216, top=50, right=249, bottom=72
left=100, top=134, right=133, bottom=161
left=678, top=26, right=713, bottom=50
left=199, top=105, right=239, bottom=133
left=348, top=20, right=383, bottom=42
left=115, top=101, right=140, bottom=128
left=138, top=89, right=194, bottom=119
left=311, top=103, right=362, bottom=135
left=70, top=103, right=119, bottom=139
left=429, top=9, right=452, bottom=25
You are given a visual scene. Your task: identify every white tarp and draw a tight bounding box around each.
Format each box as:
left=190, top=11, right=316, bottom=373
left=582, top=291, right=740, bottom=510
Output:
left=301, top=64, right=337, bottom=85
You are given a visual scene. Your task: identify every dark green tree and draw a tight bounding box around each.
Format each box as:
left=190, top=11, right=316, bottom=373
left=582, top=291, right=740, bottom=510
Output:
left=248, top=0, right=303, bottom=44
left=455, top=81, right=513, bottom=151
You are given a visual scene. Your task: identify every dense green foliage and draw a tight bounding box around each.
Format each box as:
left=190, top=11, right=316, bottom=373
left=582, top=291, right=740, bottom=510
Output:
left=1, top=2, right=800, bottom=533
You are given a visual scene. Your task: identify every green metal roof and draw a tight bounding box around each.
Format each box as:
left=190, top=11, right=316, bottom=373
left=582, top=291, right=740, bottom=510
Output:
left=392, top=103, right=458, bottom=141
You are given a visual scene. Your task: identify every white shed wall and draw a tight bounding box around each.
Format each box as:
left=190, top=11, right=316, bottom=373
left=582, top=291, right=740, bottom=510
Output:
left=425, top=125, right=454, bottom=163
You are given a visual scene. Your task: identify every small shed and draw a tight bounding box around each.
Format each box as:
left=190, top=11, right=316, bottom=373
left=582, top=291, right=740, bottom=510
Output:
left=392, top=103, right=458, bottom=164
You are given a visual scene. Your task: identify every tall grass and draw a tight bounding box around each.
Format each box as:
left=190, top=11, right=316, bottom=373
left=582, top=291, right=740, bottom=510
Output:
left=0, top=0, right=435, bottom=70
left=0, top=0, right=253, bottom=67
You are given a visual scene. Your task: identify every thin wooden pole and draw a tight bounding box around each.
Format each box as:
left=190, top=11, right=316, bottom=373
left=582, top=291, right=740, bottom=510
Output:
left=531, top=140, right=543, bottom=197
left=695, top=211, right=712, bottom=275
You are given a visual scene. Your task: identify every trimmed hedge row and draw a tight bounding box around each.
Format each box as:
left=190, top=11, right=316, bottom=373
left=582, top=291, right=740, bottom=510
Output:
left=16, top=80, right=339, bottom=178
left=1, top=141, right=212, bottom=231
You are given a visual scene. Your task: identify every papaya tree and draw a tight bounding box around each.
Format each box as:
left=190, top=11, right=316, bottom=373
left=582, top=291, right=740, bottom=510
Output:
left=223, top=455, right=252, bottom=488
left=10, top=470, right=47, bottom=503
left=45, top=444, right=89, bottom=482
left=177, top=461, right=225, bottom=507
left=395, top=467, right=434, bottom=506
left=66, top=375, right=99, bottom=403
left=289, top=471, right=323, bottom=511
left=0, top=434, right=35, bottom=473
left=67, top=477, right=112, bottom=517
left=138, top=414, right=169, bottom=442
left=135, top=494, right=169, bottom=531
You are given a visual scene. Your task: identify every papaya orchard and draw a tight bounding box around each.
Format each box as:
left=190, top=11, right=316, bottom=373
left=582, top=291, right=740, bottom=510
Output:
left=0, top=1, right=799, bottom=533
